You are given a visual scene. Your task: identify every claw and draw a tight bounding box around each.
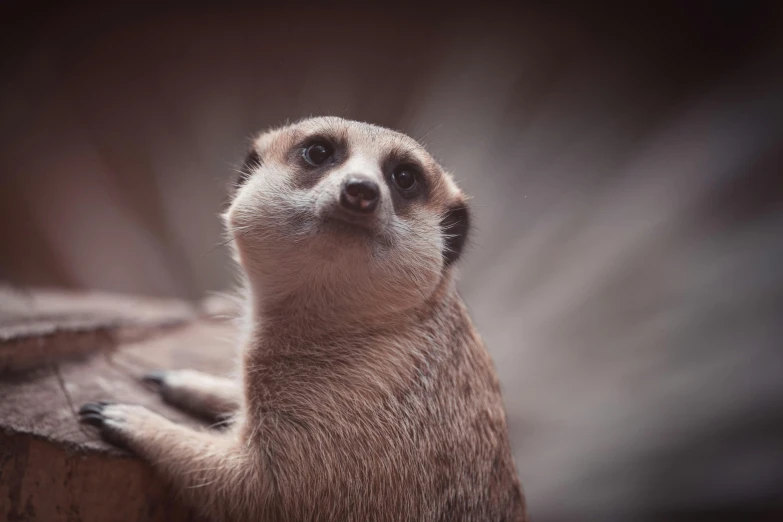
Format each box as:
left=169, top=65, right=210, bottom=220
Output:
left=78, top=402, right=111, bottom=426
left=141, top=370, right=167, bottom=385
left=78, top=402, right=106, bottom=416
left=79, top=413, right=105, bottom=427
left=76, top=401, right=134, bottom=450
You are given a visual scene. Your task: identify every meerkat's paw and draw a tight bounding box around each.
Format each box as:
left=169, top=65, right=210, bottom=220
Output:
left=78, top=401, right=160, bottom=450
left=141, top=369, right=240, bottom=423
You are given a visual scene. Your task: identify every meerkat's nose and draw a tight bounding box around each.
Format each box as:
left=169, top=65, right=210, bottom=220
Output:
left=340, top=176, right=380, bottom=213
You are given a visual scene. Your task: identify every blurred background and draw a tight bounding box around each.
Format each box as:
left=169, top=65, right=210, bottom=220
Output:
left=2, top=2, right=782, bottom=521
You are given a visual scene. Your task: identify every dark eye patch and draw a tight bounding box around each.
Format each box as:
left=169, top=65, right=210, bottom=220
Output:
left=382, top=150, right=430, bottom=215
left=391, top=164, right=420, bottom=194
left=303, top=141, right=334, bottom=165
left=286, top=133, right=348, bottom=189
left=290, top=134, right=347, bottom=166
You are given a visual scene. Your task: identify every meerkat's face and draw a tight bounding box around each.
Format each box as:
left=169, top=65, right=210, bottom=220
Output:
left=224, top=117, right=469, bottom=316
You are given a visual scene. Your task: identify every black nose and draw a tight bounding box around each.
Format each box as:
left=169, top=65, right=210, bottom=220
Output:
left=340, top=176, right=380, bottom=213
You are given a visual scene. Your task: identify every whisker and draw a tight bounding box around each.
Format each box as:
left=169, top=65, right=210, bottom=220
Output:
left=414, top=124, right=443, bottom=145
left=201, top=236, right=237, bottom=257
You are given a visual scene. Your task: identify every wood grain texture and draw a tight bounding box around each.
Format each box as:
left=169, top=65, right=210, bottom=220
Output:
left=0, top=289, right=239, bottom=522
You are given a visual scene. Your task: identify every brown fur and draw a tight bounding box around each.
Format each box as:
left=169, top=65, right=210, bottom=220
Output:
left=80, top=117, right=527, bottom=521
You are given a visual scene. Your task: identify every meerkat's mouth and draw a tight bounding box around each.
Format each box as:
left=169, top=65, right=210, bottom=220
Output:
left=320, top=213, right=378, bottom=237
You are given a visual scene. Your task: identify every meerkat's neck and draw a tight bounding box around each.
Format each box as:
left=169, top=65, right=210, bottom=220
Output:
left=242, top=269, right=461, bottom=345
left=237, top=271, right=473, bottom=426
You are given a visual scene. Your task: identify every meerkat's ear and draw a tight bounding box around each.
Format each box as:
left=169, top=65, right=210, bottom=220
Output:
left=236, top=148, right=262, bottom=188
left=222, top=146, right=261, bottom=212
left=441, top=201, right=470, bottom=266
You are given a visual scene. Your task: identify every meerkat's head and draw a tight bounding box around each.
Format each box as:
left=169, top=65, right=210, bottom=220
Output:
left=224, top=117, right=470, bottom=321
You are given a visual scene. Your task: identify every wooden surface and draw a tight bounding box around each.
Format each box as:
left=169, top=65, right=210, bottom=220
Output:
left=0, top=287, right=239, bottom=522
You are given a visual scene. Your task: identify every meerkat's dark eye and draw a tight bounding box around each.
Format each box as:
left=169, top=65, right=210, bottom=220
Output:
left=391, top=166, right=418, bottom=192
left=303, top=141, right=334, bottom=166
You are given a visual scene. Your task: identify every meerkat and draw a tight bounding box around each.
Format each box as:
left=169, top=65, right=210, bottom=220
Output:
left=79, top=117, right=527, bottom=521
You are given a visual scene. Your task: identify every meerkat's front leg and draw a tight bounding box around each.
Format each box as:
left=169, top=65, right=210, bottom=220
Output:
left=78, top=402, right=266, bottom=521
left=142, top=369, right=242, bottom=422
